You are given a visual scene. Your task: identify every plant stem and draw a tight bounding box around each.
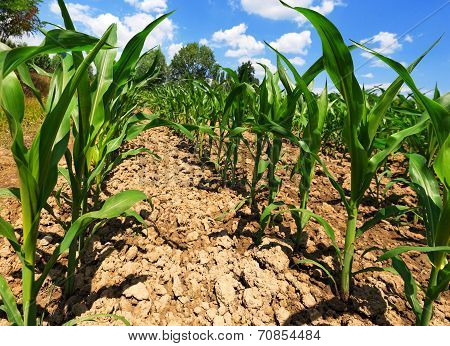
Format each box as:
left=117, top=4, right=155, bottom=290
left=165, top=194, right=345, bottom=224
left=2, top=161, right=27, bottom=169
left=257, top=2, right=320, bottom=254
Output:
left=268, top=138, right=281, bottom=206
left=420, top=266, right=439, bottom=326
left=341, top=204, right=358, bottom=301
left=295, top=190, right=309, bottom=247
left=249, top=134, right=263, bottom=208
left=22, top=221, right=38, bottom=326
left=65, top=201, right=81, bottom=297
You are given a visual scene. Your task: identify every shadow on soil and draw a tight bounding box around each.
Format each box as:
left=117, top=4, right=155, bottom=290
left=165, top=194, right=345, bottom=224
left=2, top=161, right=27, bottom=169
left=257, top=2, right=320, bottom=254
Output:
left=285, top=285, right=391, bottom=326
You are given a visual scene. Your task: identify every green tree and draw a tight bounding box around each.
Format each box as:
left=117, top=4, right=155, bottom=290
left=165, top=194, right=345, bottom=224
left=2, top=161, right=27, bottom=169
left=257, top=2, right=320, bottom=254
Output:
left=0, top=0, right=42, bottom=42
left=169, top=42, right=219, bottom=81
left=135, top=48, right=168, bottom=84
left=237, top=60, right=258, bottom=84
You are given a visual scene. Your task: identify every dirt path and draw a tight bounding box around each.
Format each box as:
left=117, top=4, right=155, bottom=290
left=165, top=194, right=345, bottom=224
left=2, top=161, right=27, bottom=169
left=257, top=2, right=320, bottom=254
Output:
left=0, top=127, right=448, bottom=326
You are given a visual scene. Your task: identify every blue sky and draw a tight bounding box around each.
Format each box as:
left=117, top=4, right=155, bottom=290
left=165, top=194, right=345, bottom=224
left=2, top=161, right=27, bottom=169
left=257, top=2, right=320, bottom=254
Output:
left=23, top=0, right=450, bottom=91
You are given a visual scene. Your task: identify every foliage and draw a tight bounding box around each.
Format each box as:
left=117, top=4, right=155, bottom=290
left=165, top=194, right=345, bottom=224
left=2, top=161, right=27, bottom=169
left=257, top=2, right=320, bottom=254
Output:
left=144, top=1, right=449, bottom=326
left=0, top=0, right=175, bottom=325
left=0, top=0, right=42, bottom=42
left=135, top=47, right=168, bottom=85
left=237, top=61, right=258, bottom=84
left=169, top=42, right=220, bottom=81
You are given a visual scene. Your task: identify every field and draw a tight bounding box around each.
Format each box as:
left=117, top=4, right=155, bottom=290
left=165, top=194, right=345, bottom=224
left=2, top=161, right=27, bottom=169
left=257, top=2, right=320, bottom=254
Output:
left=0, top=125, right=449, bottom=326
left=0, top=0, right=449, bottom=327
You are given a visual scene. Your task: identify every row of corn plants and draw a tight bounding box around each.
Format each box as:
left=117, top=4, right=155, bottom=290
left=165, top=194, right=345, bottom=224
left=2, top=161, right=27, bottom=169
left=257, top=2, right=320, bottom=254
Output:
left=0, top=0, right=181, bottom=325
left=144, top=1, right=449, bottom=325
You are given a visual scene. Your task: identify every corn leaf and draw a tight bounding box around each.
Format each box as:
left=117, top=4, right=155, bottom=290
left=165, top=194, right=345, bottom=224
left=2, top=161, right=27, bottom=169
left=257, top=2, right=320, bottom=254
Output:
left=34, top=190, right=147, bottom=293
left=378, top=246, right=450, bottom=262
left=352, top=41, right=450, bottom=147
left=0, top=275, right=23, bottom=326
left=409, top=153, right=442, bottom=248
left=391, top=256, right=423, bottom=320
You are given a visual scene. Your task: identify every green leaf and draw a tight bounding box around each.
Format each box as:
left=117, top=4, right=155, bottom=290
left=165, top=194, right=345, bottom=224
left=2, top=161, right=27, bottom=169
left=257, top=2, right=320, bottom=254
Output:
left=294, top=258, right=338, bottom=293
left=0, top=71, right=25, bottom=124
left=0, top=216, right=20, bottom=254
left=34, top=190, right=147, bottom=293
left=110, top=11, right=174, bottom=97
left=352, top=41, right=450, bottom=147
left=1, top=29, right=102, bottom=76
left=429, top=263, right=450, bottom=300
left=353, top=266, right=398, bottom=276
left=280, top=2, right=367, bottom=202
left=34, top=25, right=115, bottom=205
left=360, top=116, right=430, bottom=200
left=260, top=204, right=341, bottom=261
left=409, top=154, right=442, bottom=248
left=0, top=275, right=23, bottom=326
left=391, top=256, right=423, bottom=320
left=0, top=187, right=20, bottom=200
left=378, top=246, right=450, bottom=262
left=434, top=134, right=450, bottom=189
left=363, top=37, right=441, bottom=149
left=63, top=313, right=130, bottom=326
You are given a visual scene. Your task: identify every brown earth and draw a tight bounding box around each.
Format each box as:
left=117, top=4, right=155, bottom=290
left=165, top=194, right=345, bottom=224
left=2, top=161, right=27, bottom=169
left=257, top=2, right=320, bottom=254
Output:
left=0, top=127, right=448, bottom=326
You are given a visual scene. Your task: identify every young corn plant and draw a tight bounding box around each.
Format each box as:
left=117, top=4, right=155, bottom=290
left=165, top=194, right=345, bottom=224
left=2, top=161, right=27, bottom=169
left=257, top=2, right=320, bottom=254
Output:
left=221, top=69, right=255, bottom=186
left=262, top=44, right=329, bottom=247
left=352, top=48, right=450, bottom=325
left=373, top=150, right=450, bottom=325
left=0, top=23, right=146, bottom=325
left=45, top=1, right=176, bottom=296
left=274, top=1, right=442, bottom=300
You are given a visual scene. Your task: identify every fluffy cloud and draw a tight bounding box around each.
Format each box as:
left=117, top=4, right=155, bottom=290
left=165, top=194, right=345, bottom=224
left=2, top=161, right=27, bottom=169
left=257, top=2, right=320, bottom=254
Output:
left=211, top=23, right=264, bottom=58
left=167, top=42, right=183, bottom=60
left=240, top=0, right=341, bottom=25
left=124, top=0, right=168, bottom=13
left=50, top=1, right=174, bottom=50
left=361, top=32, right=402, bottom=66
left=238, top=57, right=276, bottom=79
left=269, top=31, right=311, bottom=55
left=290, top=56, right=306, bottom=66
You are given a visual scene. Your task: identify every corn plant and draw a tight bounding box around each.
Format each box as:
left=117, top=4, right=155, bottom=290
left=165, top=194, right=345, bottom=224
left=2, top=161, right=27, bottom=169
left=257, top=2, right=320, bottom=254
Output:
left=0, top=22, right=147, bottom=326
left=261, top=45, right=329, bottom=247
left=263, top=1, right=442, bottom=301
left=38, top=1, right=175, bottom=296
left=351, top=49, right=449, bottom=324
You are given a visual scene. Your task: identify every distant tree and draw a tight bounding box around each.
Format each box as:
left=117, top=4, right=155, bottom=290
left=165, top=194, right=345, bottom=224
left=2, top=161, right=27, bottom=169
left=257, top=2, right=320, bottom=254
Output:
left=169, top=42, right=219, bottom=81
left=135, top=48, right=168, bottom=85
left=237, top=61, right=258, bottom=84
left=0, top=0, right=42, bottom=42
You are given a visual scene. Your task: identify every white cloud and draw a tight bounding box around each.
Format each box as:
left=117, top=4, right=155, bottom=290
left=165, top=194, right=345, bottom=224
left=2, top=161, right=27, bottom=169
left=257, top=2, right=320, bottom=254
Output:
left=361, top=32, right=402, bottom=67
left=14, top=32, right=44, bottom=46
left=211, top=23, right=264, bottom=58
left=270, top=31, right=311, bottom=55
left=199, top=38, right=209, bottom=46
left=361, top=32, right=402, bottom=57
left=290, top=56, right=306, bottom=66
left=50, top=1, right=175, bottom=51
left=240, top=0, right=342, bottom=25
left=404, top=34, right=413, bottom=43
left=361, top=72, right=374, bottom=79
left=239, top=57, right=276, bottom=79
left=124, top=0, right=168, bottom=13
left=168, top=42, right=183, bottom=60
